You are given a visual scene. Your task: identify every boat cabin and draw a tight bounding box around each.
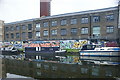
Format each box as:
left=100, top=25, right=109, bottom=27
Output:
left=25, top=47, right=60, bottom=53
left=81, top=44, right=101, bottom=50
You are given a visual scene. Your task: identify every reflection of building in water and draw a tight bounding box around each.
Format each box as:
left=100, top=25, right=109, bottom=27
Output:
left=0, top=58, right=6, bottom=78
left=4, top=59, right=120, bottom=78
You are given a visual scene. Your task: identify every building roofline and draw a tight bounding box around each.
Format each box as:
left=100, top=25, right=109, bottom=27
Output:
left=5, top=18, right=36, bottom=25
left=5, top=6, right=118, bottom=25
left=38, top=6, right=118, bottom=20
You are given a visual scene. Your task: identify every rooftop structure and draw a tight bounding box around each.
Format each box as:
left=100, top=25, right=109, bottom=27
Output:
left=40, top=0, right=51, bottom=17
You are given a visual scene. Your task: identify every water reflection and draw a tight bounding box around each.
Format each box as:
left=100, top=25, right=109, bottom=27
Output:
left=0, top=58, right=6, bottom=78
left=0, top=55, right=120, bottom=79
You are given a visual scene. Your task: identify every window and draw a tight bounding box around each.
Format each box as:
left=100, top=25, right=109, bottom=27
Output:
left=11, top=33, right=14, bottom=39
left=6, top=34, right=9, bottom=38
left=93, top=26, right=100, bottom=38
left=36, top=31, right=40, bottom=37
left=28, top=32, right=32, bottom=38
left=5, top=27, right=9, bottom=31
left=43, top=22, right=49, bottom=27
left=106, top=14, right=114, bottom=21
left=81, top=27, right=88, bottom=34
left=61, top=19, right=67, bottom=26
left=71, top=18, right=77, bottom=24
left=81, top=17, right=88, bottom=23
left=22, top=32, right=26, bottom=39
left=93, top=16, right=100, bottom=22
left=22, top=25, right=26, bottom=30
left=51, top=20, right=57, bottom=26
left=28, top=24, right=32, bottom=30
left=106, top=26, right=114, bottom=33
left=43, top=30, right=48, bottom=36
left=61, top=29, right=67, bottom=36
left=71, top=28, right=77, bottom=35
left=16, top=26, right=20, bottom=30
left=11, top=26, right=14, bottom=31
left=16, top=33, right=20, bottom=38
left=51, top=29, right=57, bottom=36
left=36, top=23, right=40, bottom=30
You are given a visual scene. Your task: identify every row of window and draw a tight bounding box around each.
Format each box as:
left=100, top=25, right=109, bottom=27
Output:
left=6, top=32, right=33, bottom=39
left=6, top=31, right=40, bottom=39
left=5, top=14, right=114, bottom=32
left=43, top=26, right=114, bottom=36
left=5, top=24, right=32, bottom=31
left=42, top=14, right=114, bottom=27
left=5, top=26, right=114, bottom=39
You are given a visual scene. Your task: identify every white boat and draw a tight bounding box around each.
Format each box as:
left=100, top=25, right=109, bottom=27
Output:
left=79, top=44, right=120, bottom=57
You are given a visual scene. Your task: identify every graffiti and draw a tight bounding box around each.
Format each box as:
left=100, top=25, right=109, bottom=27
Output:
left=73, top=40, right=88, bottom=49
left=60, top=40, right=74, bottom=49
left=0, top=40, right=88, bottom=49
left=60, top=40, right=88, bottom=49
left=29, top=41, right=60, bottom=47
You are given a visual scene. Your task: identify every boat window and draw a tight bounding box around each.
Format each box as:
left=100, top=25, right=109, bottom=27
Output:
left=81, top=45, right=96, bottom=50
left=49, top=48, right=53, bottom=50
left=41, top=48, right=45, bottom=50
left=26, top=47, right=36, bottom=51
left=87, top=45, right=95, bottom=50
left=96, top=45, right=101, bottom=48
left=107, top=48, right=113, bottom=50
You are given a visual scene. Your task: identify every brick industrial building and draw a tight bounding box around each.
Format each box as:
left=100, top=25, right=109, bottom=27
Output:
left=3, top=2, right=120, bottom=44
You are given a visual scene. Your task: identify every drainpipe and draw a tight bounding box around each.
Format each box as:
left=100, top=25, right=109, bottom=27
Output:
left=89, top=15, right=92, bottom=44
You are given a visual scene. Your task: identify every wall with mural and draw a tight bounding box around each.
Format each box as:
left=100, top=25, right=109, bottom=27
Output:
left=29, top=41, right=59, bottom=47
left=28, top=40, right=88, bottom=49
left=60, top=40, right=88, bottom=49
left=0, top=40, right=88, bottom=49
left=1, top=40, right=118, bottom=49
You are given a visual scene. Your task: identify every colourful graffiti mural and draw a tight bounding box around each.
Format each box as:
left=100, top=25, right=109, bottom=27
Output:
left=28, top=41, right=60, bottom=47
left=28, top=40, right=88, bottom=49
left=0, top=40, right=88, bottom=49
left=60, top=40, right=88, bottom=49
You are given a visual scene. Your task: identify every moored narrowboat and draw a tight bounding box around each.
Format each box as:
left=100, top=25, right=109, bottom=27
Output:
left=25, top=47, right=66, bottom=59
left=79, top=44, right=120, bottom=57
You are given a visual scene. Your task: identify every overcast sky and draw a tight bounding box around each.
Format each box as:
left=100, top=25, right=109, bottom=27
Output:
left=0, top=0, right=118, bottom=23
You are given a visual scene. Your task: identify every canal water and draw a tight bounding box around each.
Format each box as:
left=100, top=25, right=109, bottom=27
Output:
left=0, top=53, right=120, bottom=79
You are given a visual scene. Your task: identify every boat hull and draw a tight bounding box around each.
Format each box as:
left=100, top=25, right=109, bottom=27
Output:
left=80, top=51, right=120, bottom=57
left=80, top=56, right=120, bottom=61
left=25, top=47, right=66, bottom=59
